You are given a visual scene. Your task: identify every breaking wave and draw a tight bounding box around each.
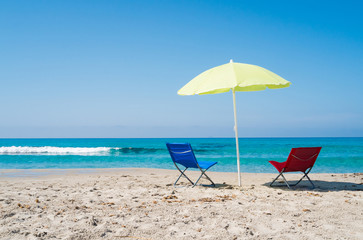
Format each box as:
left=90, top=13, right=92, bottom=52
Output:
left=0, top=146, right=168, bottom=156
left=0, top=146, right=115, bottom=155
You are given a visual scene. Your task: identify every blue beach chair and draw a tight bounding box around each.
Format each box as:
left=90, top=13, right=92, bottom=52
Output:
left=166, top=143, right=217, bottom=187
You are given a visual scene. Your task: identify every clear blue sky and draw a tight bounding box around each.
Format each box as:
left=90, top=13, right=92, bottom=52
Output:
left=0, top=0, right=362, bottom=138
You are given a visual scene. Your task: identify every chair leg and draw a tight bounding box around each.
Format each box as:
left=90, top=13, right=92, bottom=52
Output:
left=193, top=169, right=215, bottom=187
left=304, top=173, right=315, bottom=189
left=270, top=172, right=283, bottom=187
left=174, top=166, right=194, bottom=186
left=280, top=173, right=291, bottom=189
left=270, top=169, right=291, bottom=188
left=201, top=171, right=216, bottom=187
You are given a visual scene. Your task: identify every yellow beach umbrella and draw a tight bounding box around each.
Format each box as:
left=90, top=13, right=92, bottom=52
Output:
left=178, top=60, right=291, bottom=186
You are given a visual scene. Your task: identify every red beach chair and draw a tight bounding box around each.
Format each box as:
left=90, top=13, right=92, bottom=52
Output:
left=269, top=147, right=322, bottom=189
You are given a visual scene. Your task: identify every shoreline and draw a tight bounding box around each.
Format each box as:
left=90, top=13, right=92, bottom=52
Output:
left=1, top=167, right=362, bottom=179
left=0, top=168, right=362, bottom=239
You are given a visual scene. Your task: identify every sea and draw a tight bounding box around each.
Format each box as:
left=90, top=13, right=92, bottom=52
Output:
left=0, top=138, right=362, bottom=173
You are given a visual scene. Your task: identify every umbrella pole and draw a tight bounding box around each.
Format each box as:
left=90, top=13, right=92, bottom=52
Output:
left=232, top=89, right=241, bottom=186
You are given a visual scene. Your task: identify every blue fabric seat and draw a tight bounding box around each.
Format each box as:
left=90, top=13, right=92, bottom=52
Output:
left=195, top=160, right=217, bottom=170
left=166, top=143, right=217, bottom=187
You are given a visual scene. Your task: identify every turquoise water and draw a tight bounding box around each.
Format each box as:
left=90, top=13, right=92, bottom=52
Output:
left=0, top=138, right=362, bottom=173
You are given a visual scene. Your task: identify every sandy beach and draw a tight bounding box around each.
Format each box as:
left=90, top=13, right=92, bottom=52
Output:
left=0, top=168, right=362, bottom=240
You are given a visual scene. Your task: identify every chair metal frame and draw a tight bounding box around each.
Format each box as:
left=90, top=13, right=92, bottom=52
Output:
left=172, top=160, right=216, bottom=187
left=270, top=167, right=315, bottom=189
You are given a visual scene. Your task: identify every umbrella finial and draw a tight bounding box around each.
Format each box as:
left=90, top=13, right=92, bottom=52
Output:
left=230, top=59, right=234, bottom=63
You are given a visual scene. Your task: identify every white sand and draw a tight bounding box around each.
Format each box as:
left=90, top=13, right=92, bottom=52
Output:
left=0, top=168, right=362, bottom=240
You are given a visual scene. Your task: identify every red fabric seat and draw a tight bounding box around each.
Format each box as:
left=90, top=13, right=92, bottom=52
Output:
left=268, top=160, right=286, bottom=173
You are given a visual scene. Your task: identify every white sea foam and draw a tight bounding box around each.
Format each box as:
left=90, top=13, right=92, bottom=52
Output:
left=0, top=146, right=115, bottom=155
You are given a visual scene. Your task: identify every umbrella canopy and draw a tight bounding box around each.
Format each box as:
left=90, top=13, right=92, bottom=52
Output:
left=178, top=60, right=291, bottom=186
left=178, top=61, right=290, bottom=95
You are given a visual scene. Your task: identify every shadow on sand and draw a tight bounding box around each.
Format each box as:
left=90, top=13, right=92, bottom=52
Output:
left=263, top=179, right=363, bottom=192
left=171, top=181, right=363, bottom=191
left=170, top=182, right=236, bottom=189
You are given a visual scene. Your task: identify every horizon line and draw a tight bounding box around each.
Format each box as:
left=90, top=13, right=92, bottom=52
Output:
left=0, top=137, right=362, bottom=139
